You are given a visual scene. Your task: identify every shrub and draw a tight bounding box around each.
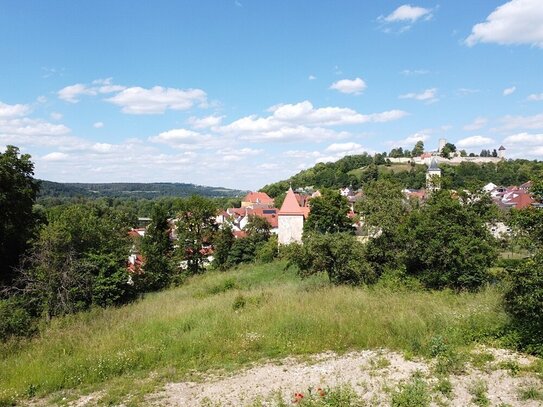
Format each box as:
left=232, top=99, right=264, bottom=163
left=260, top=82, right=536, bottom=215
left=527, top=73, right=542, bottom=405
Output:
left=288, top=233, right=377, bottom=285
left=504, top=254, right=543, bottom=354
left=0, top=299, right=34, bottom=340
left=391, top=375, right=430, bottom=407
left=255, top=235, right=278, bottom=263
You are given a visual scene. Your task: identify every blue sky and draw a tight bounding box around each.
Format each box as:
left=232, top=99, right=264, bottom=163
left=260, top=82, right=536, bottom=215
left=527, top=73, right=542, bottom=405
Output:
left=1, top=0, right=542, bottom=190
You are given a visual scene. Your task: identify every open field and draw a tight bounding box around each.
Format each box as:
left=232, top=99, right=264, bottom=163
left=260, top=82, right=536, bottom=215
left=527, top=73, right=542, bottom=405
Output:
left=1, top=260, right=539, bottom=406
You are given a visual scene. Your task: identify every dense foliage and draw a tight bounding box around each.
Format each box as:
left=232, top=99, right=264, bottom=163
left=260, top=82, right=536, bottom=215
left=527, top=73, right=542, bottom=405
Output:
left=0, top=146, right=40, bottom=286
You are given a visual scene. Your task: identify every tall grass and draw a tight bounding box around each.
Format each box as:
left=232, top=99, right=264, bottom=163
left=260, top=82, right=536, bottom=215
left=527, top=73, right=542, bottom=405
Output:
left=0, top=261, right=507, bottom=404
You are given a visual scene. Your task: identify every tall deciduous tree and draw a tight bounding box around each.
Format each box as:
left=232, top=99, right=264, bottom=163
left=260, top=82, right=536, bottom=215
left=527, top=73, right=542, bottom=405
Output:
left=411, top=141, right=425, bottom=157
left=141, top=203, right=173, bottom=289
left=175, top=196, right=217, bottom=274
left=404, top=191, right=496, bottom=290
left=0, top=146, right=40, bottom=286
left=304, top=189, right=353, bottom=234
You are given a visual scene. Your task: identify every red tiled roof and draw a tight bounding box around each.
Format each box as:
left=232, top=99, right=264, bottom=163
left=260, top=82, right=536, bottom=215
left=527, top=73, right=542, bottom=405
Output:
left=510, top=192, right=535, bottom=209
left=243, top=191, right=274, bottom=205
left=279, top=188, right=306, bottom=216
left=233, top=230, right=248, bottom=239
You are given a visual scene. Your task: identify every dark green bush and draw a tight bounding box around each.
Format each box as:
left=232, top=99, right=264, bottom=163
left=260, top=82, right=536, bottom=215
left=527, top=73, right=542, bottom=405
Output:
left=504, top=254, right=543, bottom=354
left=0, top=299, right=34, bottom=340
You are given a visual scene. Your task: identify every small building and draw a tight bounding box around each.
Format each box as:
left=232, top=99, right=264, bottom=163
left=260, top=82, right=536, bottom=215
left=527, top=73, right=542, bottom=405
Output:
left=426, top=159, right=441, bottom=191
left=241, top=191, right=274, bottom=208
left=498, top=145, right=506, bottom=160
left=278, top=188, right=309, bottom=244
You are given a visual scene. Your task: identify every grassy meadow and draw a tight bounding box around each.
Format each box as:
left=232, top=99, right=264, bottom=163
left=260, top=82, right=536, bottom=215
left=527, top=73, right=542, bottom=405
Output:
left=0, top=260, right=510, bottom=405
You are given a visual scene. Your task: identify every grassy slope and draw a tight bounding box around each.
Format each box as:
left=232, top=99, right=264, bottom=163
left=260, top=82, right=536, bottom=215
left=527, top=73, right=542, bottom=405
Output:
left=0, top=261, right=507, bottom=404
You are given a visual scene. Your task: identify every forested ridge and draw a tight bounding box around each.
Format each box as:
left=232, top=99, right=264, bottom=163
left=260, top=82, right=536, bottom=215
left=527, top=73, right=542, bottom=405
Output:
left=38, top=180, right=245, bottom=200
left=260, top=152, right=543, bottom=197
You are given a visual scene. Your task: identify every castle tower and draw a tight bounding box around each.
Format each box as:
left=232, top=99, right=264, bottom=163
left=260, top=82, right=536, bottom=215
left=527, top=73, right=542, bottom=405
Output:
left=438, top=138, right=447, bottom=153
left=426, top=158, right=441, bottom=191
left=498, top=145, right=506, bottom=160
left=278, top=187, right=305, bottom=244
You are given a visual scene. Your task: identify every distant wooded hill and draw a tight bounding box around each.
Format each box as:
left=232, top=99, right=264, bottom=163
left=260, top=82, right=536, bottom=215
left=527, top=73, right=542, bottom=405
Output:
left=260, top=153, right=543, bottom=197
left=38, top=181, right=245, bottom=200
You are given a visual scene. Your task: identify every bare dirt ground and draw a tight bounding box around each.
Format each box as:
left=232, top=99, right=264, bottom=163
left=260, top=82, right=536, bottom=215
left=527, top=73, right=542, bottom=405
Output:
left=144, top=347, right=543, bottom=406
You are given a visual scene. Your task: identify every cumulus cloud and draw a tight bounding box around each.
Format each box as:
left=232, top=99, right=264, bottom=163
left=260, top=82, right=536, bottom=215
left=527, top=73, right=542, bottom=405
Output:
left=504, top=132, right=543, bottom=144
left=325, top=142, right=363, bottom=153
left=0, top=101, right=31, bottom=118
left=107, top=86, right=207, bottom=114
left=308, top=75, right=317, bottom=80
left=500, top=112, right=543, bottom=130
left=50, top=112, right=63, bottom=121
left=218, top=100, right=407, bottom=142
left=400, top=69, right=429, bottom=76
left=188, top=115, right=224, bottom=129
left=399, top=88, right=438, bottom=102
left=58, top=84, right=97, bottom=103
left=383, top=4, right=433, bottom=23
left=149, top=128, right=213, bottom=149
left=503, top=86, right=516, bottom=96
left=463, top=117, right=488, bottom=131
left=466, top=0, right=543, bottom=48
left=457, top=135, right=495, bottom=147
left=42, top=152, right=69, bottom=161
left=93, top=122, right=104, bottom=128
left=527, top=93, right=543, bottom=101
left=329, top=77, right=367, bottom=94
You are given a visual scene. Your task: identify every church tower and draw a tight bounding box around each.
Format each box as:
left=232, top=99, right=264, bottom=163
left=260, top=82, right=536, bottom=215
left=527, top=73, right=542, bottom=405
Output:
left=278, top=188, right=305, bottom=244
left=426, top=159, right=441, bottom=191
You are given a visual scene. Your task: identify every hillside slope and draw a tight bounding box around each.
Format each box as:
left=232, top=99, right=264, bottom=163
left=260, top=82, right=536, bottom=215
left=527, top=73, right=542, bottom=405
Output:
left=0, top=260, right=518, bottom=405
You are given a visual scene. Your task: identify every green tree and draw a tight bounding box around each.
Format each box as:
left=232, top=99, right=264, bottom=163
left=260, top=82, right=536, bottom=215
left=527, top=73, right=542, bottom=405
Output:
left=411, top=141, right=425, bottom=157
left=245, top=215, right=271, bottom=242
left=304, top=189, right=353, bottom=234
left=212, top=224, right=234, bottom=270
left=175, top=196, right=217, bottom=274
left=141, top=204, right=173, bottom=289
left=440, top=143, right=457, bottom=159
left=404, top=191, right=496, bottom=290
left=531, top=179, right=543, bottom=203
left=0, top=146, right=40, bottom=286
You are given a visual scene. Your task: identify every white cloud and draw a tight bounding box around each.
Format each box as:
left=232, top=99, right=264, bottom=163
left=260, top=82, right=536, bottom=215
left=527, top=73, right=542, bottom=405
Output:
left=527, top=93, right=543, bottom=101
left=50, top=112, right=63, bottom=121
left=325, top=142, right=363, bottom=153
left=503, top=86, right=516, bottom=96
left=383, top=5, right=432, bottom=22
left=329, top=77, right=367, bottom=94
left=93, top=121, right=104, bottom=128
left=457, top=135, right=495, bottom=147
left=107, top=86, right=207, bottom=114
left=218, top=100, right=407, bottom=142
left=399, top=88, right=438, bottom=102
left=42, top=152, right=69, bottom=161
left=308, top=75, right=317, bottom=80
left=58, top=84, right=97, bottom=103
left=500, top=112, right=543, bottom=130
left=0, top=101, right=31, bottom=118
left=400, top=69, right=429, bottom=76
left=149, top=128, right=213, bottom=149
left=466, top=0, right=543, bottom=48
left=463, top=117, right=488, bottom=131
left=188, top=115, right=224, bottom=129
left=503, top=132, right=543, bottom=144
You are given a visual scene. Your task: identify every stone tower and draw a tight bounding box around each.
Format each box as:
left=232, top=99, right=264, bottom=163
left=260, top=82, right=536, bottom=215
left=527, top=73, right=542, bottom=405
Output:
left=498, top=145, right=506, bottom=159
left=278, top=188, right=305, bottom=245
left=438, top=138, right=447, bottom=153
left=426, top=158, right=441, bottom=191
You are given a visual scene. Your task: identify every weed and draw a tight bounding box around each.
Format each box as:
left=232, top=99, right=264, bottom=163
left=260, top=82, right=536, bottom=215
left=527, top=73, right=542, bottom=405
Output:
left=470, top=352, right=495, bottom=369
left=434, top=376, right=452, bottom=398
left=469, top=379, right=489, bottom=407
left=390, top=375, right=430, bottom=407
left=369, top=355, right=391, bottom=370
left=497, top=360, right=520, bottom=376
left=518, top=385, right=543, bottom=401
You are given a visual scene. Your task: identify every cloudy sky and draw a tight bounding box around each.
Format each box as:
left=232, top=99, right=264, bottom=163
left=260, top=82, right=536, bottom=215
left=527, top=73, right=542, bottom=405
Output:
left=1, top=0, right=542, bottom=190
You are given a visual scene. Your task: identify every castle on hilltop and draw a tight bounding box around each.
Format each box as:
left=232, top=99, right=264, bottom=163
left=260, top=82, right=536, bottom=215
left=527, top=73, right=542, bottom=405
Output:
left=388, top=139, right=506, bottom=166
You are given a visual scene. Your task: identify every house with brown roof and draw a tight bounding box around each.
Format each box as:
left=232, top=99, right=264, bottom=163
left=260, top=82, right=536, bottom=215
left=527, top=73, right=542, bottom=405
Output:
left=241, top=191, right=274, bottom=208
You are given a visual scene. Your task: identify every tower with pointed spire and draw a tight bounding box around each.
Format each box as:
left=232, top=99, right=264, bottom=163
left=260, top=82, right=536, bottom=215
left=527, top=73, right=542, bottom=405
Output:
left=426, top=158, right=441, bottom=191
left=498, top=145, right=506, bottom=160
left=278, top=187, right=306, bottom=244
